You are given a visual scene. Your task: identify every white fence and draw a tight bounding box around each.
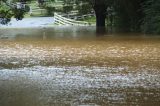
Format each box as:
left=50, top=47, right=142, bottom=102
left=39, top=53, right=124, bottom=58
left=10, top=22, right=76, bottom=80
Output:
left=54, top=13, right=94, bottom=26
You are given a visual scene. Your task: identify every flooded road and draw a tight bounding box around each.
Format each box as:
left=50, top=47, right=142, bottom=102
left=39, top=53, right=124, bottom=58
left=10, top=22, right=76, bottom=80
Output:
left=0, top=17, right=54, bottom=28
left=0, top=27, right=160, bottom=106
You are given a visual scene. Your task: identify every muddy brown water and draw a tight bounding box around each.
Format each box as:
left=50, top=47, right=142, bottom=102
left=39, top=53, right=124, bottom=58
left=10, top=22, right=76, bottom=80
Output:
left=0, top=26, right=160, bottom=106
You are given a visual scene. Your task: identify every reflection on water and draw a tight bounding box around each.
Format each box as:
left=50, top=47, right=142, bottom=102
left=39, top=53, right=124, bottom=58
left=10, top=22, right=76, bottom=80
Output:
left=0, top=26, right=96, bottom=40
left=0, top=27, right=160, bottom=106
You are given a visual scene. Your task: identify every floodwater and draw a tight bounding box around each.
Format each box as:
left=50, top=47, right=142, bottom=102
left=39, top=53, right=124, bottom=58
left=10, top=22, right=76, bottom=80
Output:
left=0, top=26, right=160, bottom=106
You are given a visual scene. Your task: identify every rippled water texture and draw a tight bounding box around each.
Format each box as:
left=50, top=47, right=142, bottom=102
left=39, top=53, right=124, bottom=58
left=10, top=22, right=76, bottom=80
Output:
left=0, top=27, right=160, bottom=106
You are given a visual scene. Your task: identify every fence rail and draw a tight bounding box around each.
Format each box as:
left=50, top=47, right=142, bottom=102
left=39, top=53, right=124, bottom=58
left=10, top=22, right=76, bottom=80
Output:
left=54, top=13, right=94, bottom=26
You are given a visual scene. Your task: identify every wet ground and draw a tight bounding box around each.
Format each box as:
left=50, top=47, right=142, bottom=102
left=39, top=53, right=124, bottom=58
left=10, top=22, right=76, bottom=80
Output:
left=0, top=27, right=160, bottom=106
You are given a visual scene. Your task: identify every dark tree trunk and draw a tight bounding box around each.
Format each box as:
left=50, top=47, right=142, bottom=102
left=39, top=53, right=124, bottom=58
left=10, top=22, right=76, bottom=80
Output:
left=96, top=13, right=106, bottom=34
left=94, top=4, right=107, bottom=34
left=96, top=12, right=106, bottom=27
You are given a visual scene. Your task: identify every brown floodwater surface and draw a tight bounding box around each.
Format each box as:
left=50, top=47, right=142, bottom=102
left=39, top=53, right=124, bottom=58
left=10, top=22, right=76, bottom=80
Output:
left=0, top=27, right=160, bottom=106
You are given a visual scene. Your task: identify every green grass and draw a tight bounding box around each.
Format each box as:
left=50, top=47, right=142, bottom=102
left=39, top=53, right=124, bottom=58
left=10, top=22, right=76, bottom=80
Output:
left=24, top=10, right=48, bottom=18
left=24, top=13, right=31, bottom=18
left=83, top=16, right=96, bottom=24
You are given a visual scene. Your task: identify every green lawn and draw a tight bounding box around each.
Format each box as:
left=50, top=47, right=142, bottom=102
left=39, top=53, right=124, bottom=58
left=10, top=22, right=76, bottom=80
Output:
left=83, top=17, right=96, bottom=24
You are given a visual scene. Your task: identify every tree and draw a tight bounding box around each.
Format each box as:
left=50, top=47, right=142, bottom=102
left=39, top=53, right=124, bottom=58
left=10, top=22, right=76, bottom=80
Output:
left=88, top=0, right=146, bottom=32
left=113, top=0, right=145, bottom=32
left=78, top=0, right=107, bottom=28
left=142, top=0, right=160, bottom=34
left=76, top=0, right=108, bottom=33
left=0, top=0, right=29, bottom=24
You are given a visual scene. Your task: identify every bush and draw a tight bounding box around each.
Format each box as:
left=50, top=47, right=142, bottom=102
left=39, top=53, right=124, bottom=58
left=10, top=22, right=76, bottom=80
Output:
left=63, top=5, right=73, bottom=13
left=46, top=6, right=55, bottom=16
left=24, top=5, right=30, bottom=12
left=77, top=4, right=92, bottom=15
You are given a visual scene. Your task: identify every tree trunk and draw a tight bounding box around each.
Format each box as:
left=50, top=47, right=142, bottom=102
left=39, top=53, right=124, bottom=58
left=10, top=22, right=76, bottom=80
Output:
left=96, top=12, right=106, bottom=27
left=96, top=13, right=106, bottom=34
left=94, top=4, right=107, bottom=34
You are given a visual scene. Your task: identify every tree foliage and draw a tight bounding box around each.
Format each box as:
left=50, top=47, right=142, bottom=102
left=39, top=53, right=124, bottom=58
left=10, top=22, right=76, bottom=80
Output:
left=112, top=0, right=145, bottom=32
left=83, top=0, right=160, bottom=34
left=0, top=0, right=29, bottom=24
left=77, top=3, right=92, bottom=15
left=142, top=0, right=160, bottom=34
left=63, top=5, right=73, bottom=13
left=0, top=3, right=13, bottom=24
